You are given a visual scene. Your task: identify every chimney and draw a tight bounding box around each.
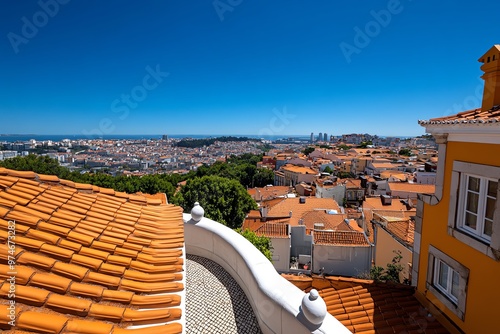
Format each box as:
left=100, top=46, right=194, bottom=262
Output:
left=260, top=206, right=268, bottom=218
left=313, top=223, right=324, bottom=230
left=479, top=45, right=500, bottom=111
left=380, top=194, right=392, bottom=206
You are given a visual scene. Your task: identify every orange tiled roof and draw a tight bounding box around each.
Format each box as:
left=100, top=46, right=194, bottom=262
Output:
left=418, top=105, right=500, bottom=125
left=254, top=223, right=289, bottom=238
left=372, top=211, right=415, bottom=247
left=388, top=182, right=435, bottom=194
left=247, top=186, right=291, bottom=201
left=0, top=168, right=184, bottom=334
left=266, top=197, right=341, bottom=226
left=313, top=230, right=370, bottom=246
left=300, top=210, right=349, bottom=232
left=387, top=220, right=415, bottom=247
left=284, top=275, right=449, bottom=334
left=281, top=164, right=318, bottom=175
left=344, top=178, right=362, bottom=189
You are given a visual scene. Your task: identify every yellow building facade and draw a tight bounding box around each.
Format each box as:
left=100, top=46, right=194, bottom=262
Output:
left=414, top=45, right=500, bottom=333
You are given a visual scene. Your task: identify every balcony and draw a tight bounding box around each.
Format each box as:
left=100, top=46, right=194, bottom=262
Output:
left=184, top=203, right=351, bottom=333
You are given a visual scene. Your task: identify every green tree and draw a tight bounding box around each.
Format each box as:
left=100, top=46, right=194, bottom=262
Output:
left=302, top=146, right=315, bottom=155
left=252, top=168, right=274, bottom=187
left=322, top=166, right=334, bottom=174
left=398, top=148, right=412, bottom=156
left=237, top=228, right=273, bottom=261
left=338, top=172, right=353, bottom=179
left=172, top=175, right=257, bottom=229
left=358, top=141, right=372, bottom=148
left=0, top=154, right=70, bottom=178
left=366, top=251, right=404, bottom=283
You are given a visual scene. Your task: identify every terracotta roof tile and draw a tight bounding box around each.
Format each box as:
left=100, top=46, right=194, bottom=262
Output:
left=285, top=275, right=449, bottom=334
left=63, top=319, right=114, bottom=334
left=0, top=168, right=185, bottom=333
left=17, top=311, right=68, bottom=333
left=419, top=105, right=500, bottom=125
left=68, top=281, right=106, bottom=299
left=17, top=252, right=58, bottom=269
left=30, top=272, right=72, bottom=293
left=314, top=230, right=370, bottom=246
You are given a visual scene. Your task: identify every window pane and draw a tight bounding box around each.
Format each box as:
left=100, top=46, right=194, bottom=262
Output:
left=451, top=270, right=460, bottom=299
left=465, top=212, right=477, bottom=229
left=484, top=219, right=493, bottom=237
left=466, top=191, right=479, bottom=213
left=486, top=197, right=496, bottom=220
left=488, top=180, right=498, bottom=198
left=438, top=261, right=449, bottom=289
left=468, top=176, right=480, bottom=192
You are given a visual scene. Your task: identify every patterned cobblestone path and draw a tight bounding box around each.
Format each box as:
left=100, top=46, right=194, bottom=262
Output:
left=186, top=254, right=263, bottom=334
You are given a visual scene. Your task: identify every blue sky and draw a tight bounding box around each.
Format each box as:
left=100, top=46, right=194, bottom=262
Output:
left=1, top=1, right=499, bottom=137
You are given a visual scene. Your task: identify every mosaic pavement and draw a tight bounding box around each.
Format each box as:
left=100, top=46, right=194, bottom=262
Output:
left=186, top=254, right=263, bottom=334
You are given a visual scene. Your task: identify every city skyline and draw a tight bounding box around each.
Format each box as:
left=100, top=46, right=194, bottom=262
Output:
left=1, top=1, right=499, bottom=137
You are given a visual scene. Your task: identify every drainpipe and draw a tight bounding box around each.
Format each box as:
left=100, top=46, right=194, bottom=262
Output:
left=370, top=220, right=377, bottom=267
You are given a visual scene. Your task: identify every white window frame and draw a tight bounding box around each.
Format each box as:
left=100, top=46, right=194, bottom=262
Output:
left=427, top=245, right=469, bottom=320
left=457, top=174, right=497, bottom=242
left=433, top=258, right=459, bottom=304
left=448, top=161, right=500, bottom=260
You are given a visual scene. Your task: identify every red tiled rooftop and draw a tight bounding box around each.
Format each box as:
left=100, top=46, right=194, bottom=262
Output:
left=254, top=222, right=289, bottom=238
left=284, top=275, right=449, bottom=334
left=313, top=230, right=370, bottom=246
left=0, top=168, right=184, bottom=333
left=388, top=182, right=435, bottom=195
left=266, top=197, right=341, bottom=226
left=418, top=105, right=500, bottom=125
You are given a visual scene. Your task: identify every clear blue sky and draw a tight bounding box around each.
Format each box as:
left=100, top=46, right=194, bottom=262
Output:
left=1, top=1, right=499, bottom=137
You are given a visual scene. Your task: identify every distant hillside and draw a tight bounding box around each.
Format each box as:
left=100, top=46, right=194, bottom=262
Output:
left=176, top=136, right=260, bottom=148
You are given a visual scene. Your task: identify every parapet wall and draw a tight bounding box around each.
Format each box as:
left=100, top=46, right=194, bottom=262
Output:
left=183, top=210, right=350, bottom=334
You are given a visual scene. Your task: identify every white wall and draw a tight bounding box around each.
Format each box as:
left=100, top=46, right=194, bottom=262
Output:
left=414, top=171, right=436, bottom=184
left=271, top=237, right=291, bottom=272
left=312, top=244, right=372, bottom=277
left=183, top=213, right=350, bottom=334
left=316, top=184, right=345, bottom=204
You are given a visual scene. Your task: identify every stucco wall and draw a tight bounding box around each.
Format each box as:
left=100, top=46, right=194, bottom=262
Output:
left=417, top=141, right=500, bottom=333
left=271, top=237, right=291, bottom=272
left=312, top=244, right=371, bottom=277
left=184, top=213, right=350, bottom=334
left=374, top=226, right=412, bottom=282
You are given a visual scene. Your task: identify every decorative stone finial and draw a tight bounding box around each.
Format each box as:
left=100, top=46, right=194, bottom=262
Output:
left=301, top=289, right=327, bottom=325
left=191, top=202, right=204, bottom=222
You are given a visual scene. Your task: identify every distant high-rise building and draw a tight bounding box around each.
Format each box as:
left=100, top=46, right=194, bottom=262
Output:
left=330, top=135, right=334, bottom=142
left=310, top=133, right=314, bottom=142
left=162, top=135, right=168, bottom=140
left=324, top=133, right=328, bottom=142
left=318, top=133, right=322, bottom=142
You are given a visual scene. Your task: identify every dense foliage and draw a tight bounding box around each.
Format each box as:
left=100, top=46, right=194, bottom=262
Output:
left=398, top=148, right=413, bottom=156
left=302, top=146, right=315, bottom=155
left=194, top=153, right=274, bottom=188
left=1, top=154, right=271, bottom=256
left=176, top=136, right=259, bottom=148
left=172, top=175, right=257, bottom=229
left=366, top=251, right=405, bottom=283
left=236, top=228, right=273, bottom=261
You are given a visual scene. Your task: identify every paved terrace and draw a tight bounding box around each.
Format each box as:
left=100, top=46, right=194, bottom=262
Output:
left=186, top=254, right=262, bottom=333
